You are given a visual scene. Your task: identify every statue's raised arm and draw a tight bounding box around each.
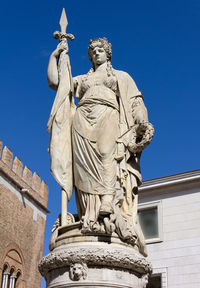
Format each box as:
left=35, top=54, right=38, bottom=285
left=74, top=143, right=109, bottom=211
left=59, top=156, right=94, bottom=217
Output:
left=47, top=42, right=66, bottom=91
left=47, top=9, right=76, bottom=226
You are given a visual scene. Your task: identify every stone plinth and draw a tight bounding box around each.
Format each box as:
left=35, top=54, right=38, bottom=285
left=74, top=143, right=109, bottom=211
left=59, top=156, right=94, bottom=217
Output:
left=39, top=225, right=152, bottom=288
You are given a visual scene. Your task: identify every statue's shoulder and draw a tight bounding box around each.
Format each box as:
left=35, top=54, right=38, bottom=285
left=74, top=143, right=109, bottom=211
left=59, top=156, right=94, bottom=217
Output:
left=73, top=74, right=86, bottom=87
left=73, top=74, right=83, bottom=82
left=114, top=69, right=133, bottom=81
left=114, top=69, right=141, bottom=96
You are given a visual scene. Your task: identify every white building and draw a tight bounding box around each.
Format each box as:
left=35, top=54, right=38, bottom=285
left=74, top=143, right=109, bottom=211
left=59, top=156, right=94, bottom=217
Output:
left=138, top=170, right=200, bottom=288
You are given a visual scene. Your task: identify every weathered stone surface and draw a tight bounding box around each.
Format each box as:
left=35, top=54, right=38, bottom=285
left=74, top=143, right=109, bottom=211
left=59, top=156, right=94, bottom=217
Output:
left=39, top=243, right=151, bottom=275
left=39, top=241, right=152, bottom=288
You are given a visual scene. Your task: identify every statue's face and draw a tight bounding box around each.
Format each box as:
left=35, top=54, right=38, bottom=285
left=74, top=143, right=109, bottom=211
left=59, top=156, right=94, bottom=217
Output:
left=92, top=46, right=107, bottom=66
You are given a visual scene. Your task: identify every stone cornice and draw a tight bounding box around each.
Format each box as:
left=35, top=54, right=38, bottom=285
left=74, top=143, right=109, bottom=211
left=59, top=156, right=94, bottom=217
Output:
left=139, top=170, right=200, bottom=192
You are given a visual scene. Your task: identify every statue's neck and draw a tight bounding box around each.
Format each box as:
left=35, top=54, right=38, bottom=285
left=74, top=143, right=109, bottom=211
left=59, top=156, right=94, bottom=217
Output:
left=94, top=62, right=107, bottom=72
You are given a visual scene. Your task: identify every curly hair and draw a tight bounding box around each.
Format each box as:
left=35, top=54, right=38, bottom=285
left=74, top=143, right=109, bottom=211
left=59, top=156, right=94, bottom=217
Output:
left=87, top=38, right=114, bottom=77
left=88, top=38, right=112, bottom=63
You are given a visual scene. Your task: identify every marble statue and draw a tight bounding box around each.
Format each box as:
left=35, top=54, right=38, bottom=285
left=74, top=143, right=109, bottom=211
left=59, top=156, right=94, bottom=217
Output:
left=40, top=9, right=153, bottom=288
left=47, top=11, right=154, bottom=258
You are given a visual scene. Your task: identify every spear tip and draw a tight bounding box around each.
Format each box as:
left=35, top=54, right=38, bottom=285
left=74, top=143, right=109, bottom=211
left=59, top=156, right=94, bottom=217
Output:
left=59, top=8, right=68, bottom=33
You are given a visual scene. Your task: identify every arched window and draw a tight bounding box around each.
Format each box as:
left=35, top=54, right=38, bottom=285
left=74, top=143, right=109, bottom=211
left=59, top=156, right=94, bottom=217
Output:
left=1, top=263, right=10, bottom=288
left=0, top=244, right=25, bottom=288
left=15, top=271, right=21, bottom=288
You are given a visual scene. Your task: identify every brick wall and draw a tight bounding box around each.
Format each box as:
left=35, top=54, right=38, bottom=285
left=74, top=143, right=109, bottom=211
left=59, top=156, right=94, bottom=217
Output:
left=0, top=141, right=49, bottom=288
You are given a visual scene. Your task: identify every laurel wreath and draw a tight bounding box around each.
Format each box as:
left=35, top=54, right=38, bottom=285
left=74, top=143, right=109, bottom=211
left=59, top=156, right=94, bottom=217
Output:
left=128, top=122, right=154, bottom=153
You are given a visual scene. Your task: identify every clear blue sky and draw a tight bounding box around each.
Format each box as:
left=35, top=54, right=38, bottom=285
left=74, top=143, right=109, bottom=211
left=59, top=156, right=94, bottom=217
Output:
left=0, top=0, right=200, bottom=284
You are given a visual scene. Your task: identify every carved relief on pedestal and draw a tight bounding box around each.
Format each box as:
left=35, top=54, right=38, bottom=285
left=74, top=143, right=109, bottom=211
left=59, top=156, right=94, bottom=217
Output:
left=39, top=242, right=152, bottom=288
left=69, top=263, right=88, bottom=281
left=39, top=243, right=152, bottom=277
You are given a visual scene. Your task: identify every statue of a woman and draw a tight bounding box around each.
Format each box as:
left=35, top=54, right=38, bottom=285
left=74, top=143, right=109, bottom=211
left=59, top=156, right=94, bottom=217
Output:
left=47, top=38, right=154, bottom=256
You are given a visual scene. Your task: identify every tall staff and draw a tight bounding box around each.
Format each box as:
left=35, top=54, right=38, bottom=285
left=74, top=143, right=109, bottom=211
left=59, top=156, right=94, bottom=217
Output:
left=47, top=8, right=75, bottom=226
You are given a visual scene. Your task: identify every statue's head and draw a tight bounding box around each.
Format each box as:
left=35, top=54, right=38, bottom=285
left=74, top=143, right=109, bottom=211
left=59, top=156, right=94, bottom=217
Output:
left=88, top=38, right=112, bottom=65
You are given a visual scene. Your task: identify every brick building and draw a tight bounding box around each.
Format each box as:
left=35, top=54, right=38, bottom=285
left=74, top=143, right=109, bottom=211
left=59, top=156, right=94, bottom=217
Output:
left=0, top=141, right=49, bottom=288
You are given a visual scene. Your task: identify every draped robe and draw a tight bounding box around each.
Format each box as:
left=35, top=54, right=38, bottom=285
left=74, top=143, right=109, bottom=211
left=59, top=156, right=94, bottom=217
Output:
left=47, top=67, right=147, bottom=256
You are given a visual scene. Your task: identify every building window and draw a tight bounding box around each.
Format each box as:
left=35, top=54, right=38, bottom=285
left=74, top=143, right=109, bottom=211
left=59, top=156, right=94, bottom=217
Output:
left=15, top=272, right=21, bottom=288
left=1, top=264, right=10, bottom=288
left=148, top=268, right=168, bottom=288
left=1, top=266, right=19, bottom=288
left=147, top=274, right=162, bottom=288
left=138, top=201, right=163, bottom=243
left=1, top=245, right=24, bottom=288
left=138, top=207, right=158, bottom=239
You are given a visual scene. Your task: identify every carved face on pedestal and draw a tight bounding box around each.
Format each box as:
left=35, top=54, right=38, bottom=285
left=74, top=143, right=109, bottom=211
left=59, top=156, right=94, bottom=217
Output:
left=69, top=263, right=87, bottom=281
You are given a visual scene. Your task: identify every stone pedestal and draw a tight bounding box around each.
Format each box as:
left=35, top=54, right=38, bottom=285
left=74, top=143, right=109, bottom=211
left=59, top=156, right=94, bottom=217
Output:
left=39, top=222, right=152, bottom=288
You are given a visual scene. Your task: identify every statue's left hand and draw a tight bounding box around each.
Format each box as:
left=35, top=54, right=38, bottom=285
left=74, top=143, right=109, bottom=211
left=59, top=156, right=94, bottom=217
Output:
left=128, top=123, right=154, bottom=153
left=51, top=41, right=68, bottom=58
left=136, top=122, right=147, bottom=138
